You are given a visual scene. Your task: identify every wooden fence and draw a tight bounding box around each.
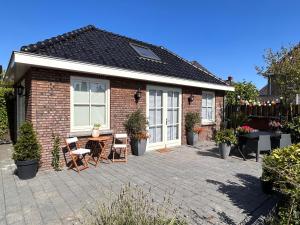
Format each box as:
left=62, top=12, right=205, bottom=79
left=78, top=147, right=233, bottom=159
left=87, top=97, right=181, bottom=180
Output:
left=225, top=103, right=300, bottom=130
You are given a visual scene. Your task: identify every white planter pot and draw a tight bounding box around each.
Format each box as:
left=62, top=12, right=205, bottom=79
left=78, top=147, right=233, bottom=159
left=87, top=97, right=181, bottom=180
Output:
left=92, top=129, right=100, bottom=138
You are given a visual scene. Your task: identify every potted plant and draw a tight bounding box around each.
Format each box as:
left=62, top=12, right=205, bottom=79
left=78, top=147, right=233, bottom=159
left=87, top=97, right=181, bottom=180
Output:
left=124, top=109, right=149, bottom=156
left=92, top=123, right=101, bottom=137
left=236, top=125, right=254, bottom=135
left=12, top=122, right=41, bottom=179
left=269, top=120, right=282, bottom=134
left=185, top=112, right=200, bottom=145
left=214, top=129, right=237, bottom=159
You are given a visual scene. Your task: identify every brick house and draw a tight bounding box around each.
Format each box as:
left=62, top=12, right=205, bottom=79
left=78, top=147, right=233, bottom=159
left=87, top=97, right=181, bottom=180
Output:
left=5, top=25, right=233, bottom=169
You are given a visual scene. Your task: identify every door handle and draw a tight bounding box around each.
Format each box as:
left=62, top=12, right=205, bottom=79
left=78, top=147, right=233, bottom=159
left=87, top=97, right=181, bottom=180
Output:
left=166, top=118, right=168, bottom=125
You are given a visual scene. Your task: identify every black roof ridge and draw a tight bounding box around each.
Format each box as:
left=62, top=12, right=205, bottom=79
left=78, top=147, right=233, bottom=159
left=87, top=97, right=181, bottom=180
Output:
left=20, top=25, right=97, bottom=52
left=160, top=46, right=228, bottom=85
left=21, top=24, right=162, bottom=52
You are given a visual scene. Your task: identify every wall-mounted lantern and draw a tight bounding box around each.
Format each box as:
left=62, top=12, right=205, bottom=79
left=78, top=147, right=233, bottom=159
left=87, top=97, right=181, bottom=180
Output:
left=134, top=88, right=142, bottom=103
left=17, top=84, right=25, bottom=96
left=188, top=94, right=194, bottom=105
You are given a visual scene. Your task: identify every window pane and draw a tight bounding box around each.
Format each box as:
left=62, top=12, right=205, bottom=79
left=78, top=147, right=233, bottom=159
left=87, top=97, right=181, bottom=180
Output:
left=167, top=109, right=173, bottom=124
left=149, top=90, right=155, bottom=108
left=207, top=94, right=213, bottom=107
left=167, top=126, right=172, bottom=141
left=156, top=126, right=162, bottom=142
left=156, top=91, right=162, bottom=107
left=91, top=83, right=105, bottom=104
left=91, top=105, right=106, bottom=126
left=173, top=92, right=179, bottom=107
left=207, top=107, right=213, bottom=120
left=73, top=81, right=89, bottom=104
left=149, top=109, right=155, bottom=126
left=173, top=109, right=179, bottom=124
left=149, top=127, right=155, bottom=143
left=174, top=125, right=179, bottom=139
left=156, top=109, right=162, bottom=125
left=168, top=92, right=173, bottom=108
left=202, top=107, right=207, bottom=120
left=74, top=105, right=89, bottom=126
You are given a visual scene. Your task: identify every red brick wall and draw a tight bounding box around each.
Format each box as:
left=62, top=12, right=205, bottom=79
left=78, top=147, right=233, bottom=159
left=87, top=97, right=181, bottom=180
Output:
left=182, top=87, right=224, bottom=144
left=24, top=67, right=224, bottom=170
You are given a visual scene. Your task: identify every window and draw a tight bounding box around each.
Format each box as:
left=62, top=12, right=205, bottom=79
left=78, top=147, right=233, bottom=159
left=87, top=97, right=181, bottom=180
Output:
left=201, top=91, right=215, bottom=123
left=130, top=43, right=161, bottom=61
left=71, top=77, right=109, bottom=131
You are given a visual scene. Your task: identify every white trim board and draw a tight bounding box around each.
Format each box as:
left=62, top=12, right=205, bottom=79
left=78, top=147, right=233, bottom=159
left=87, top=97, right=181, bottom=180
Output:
left=10, top=51, right=234, bottom=91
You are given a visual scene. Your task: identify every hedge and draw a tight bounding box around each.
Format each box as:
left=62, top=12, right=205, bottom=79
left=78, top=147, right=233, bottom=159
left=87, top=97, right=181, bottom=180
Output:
left=0, top=81, right=13, bottom=141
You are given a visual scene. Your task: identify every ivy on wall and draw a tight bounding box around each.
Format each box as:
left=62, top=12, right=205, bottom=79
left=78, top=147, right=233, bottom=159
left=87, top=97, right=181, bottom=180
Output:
left=0, top=81, right=13, bottom=141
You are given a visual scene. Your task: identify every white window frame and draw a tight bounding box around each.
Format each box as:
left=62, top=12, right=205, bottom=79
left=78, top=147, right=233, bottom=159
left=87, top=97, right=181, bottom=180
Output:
left=70, top=76, right=110, bottom=132
left=201, top=91, right=215, bottom=125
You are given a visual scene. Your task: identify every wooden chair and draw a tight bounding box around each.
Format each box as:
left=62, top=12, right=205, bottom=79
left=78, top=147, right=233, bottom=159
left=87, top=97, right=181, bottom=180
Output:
left=112, top=134, right=128, bottom=163
left=65, top=137, right=91, bottom=172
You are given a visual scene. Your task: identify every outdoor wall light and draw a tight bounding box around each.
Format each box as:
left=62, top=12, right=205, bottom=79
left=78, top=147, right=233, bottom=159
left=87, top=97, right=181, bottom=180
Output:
left=17, top=84, right=25, bottom=96
left=188, top=94, right=194, bottom=104
left=134, top=88, right=142, bottom=103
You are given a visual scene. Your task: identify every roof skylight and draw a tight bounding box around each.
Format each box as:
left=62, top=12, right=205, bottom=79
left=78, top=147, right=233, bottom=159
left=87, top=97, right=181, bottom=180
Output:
left=130, top=43, right=161, bottom=61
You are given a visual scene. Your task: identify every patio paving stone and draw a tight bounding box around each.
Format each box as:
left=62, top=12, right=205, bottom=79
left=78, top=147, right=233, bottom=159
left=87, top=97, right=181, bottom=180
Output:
left=0, top=143, right=277, bottom=224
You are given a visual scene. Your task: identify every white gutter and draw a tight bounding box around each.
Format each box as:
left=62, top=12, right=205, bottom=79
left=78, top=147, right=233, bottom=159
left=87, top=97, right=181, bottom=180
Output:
left=11, top=51, right=234, bottom=91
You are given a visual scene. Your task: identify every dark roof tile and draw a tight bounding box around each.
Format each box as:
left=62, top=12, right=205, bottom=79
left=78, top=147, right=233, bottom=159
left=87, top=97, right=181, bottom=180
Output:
left=20, top=25, right=227, bottom=85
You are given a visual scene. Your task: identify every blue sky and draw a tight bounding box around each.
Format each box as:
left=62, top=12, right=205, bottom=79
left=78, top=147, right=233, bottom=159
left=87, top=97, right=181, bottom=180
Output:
left=1, top=0, right=300, bottom=89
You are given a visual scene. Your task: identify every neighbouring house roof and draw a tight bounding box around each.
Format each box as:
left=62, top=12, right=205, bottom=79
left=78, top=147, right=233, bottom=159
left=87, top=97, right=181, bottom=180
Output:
left=19, top=25, right=227, bottom=86
left=259, top=84, right=268, bottom=96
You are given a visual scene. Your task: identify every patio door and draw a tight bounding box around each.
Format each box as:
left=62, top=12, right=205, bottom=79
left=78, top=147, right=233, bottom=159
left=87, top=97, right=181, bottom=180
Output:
left=147, top=86, right=181, bottom=150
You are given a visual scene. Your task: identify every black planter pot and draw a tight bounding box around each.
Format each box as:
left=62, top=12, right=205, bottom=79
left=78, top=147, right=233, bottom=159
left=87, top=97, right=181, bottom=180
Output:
left=131, top=139, right=147, bottom=156
left=260, top=178, right=273, bottom=194
left=15, top=159, right=38, bottom=180
left=187, top=131, right=198, bottom=145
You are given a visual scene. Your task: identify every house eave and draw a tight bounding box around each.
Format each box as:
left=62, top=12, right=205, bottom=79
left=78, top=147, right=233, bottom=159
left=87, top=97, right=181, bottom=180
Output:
left=8, top=51, right=235, bottom=91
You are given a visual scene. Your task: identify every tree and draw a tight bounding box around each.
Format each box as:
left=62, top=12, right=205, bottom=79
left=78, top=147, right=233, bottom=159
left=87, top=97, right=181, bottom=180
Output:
left=0, top=70, right=5, bottom=80
left=256, top=45, right=300, bottom=105
left=226, top=81, right=259, bottom=105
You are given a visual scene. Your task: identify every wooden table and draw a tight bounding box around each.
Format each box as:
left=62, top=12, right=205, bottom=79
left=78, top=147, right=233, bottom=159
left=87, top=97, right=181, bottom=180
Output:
left=88, top=136, right=111, bottom=166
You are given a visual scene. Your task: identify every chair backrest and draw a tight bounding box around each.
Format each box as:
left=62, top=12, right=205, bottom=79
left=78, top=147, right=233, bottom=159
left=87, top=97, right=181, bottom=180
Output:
left=66, top=137, right=78, bottom=144
left=280, top=134, right=292, bottom=148
left=258, top=135, right=271, bottom=151
left=113, top=133, right=128, bottom=145
left=65, top=137, right=79, bottom=152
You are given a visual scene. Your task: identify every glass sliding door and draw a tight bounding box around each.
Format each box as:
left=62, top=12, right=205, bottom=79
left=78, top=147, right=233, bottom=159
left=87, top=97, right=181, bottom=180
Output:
left=147, top=86, right=181, bottom=150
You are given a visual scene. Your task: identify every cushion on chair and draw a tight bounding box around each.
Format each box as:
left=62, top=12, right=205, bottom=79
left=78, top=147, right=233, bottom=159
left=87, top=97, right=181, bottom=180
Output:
left=113, top=144, right=127, bottom=148
left=71, top=148, right=90, bottom=155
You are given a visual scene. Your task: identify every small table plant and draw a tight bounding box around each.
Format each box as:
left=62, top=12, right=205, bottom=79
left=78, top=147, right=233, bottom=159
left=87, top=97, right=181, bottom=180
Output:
left=185, top=112, right=201, bottom=145
left=12, top=122, right=41, bottom=179
left=215, top=129, right=237, bottom=159
left=124, top=109, right=149, bottom=156
left=92, top=123, right=101, bottom=137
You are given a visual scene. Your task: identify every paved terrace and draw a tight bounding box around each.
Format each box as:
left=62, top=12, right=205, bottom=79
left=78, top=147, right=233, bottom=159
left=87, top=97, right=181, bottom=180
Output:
left=0, top=143, right=275, bottom=225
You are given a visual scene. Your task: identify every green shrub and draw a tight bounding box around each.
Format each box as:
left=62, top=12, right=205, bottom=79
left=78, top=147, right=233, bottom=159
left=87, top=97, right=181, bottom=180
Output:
left=283, top=116, right=300, bottom=143
left=51, top=134, right=61, bottom=171
left=214, top=129, right=237, bottom=145
left=262, top=144, right=300, bottom=224
left=0, top=81, right=13, bottom=140
left=124, top=109, right=148, bottom=140
left=12, top=122, right=41, bottom=161
left=81, top=184, right=187, bottom=225
left=185, top=112, right=200, bottom=132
